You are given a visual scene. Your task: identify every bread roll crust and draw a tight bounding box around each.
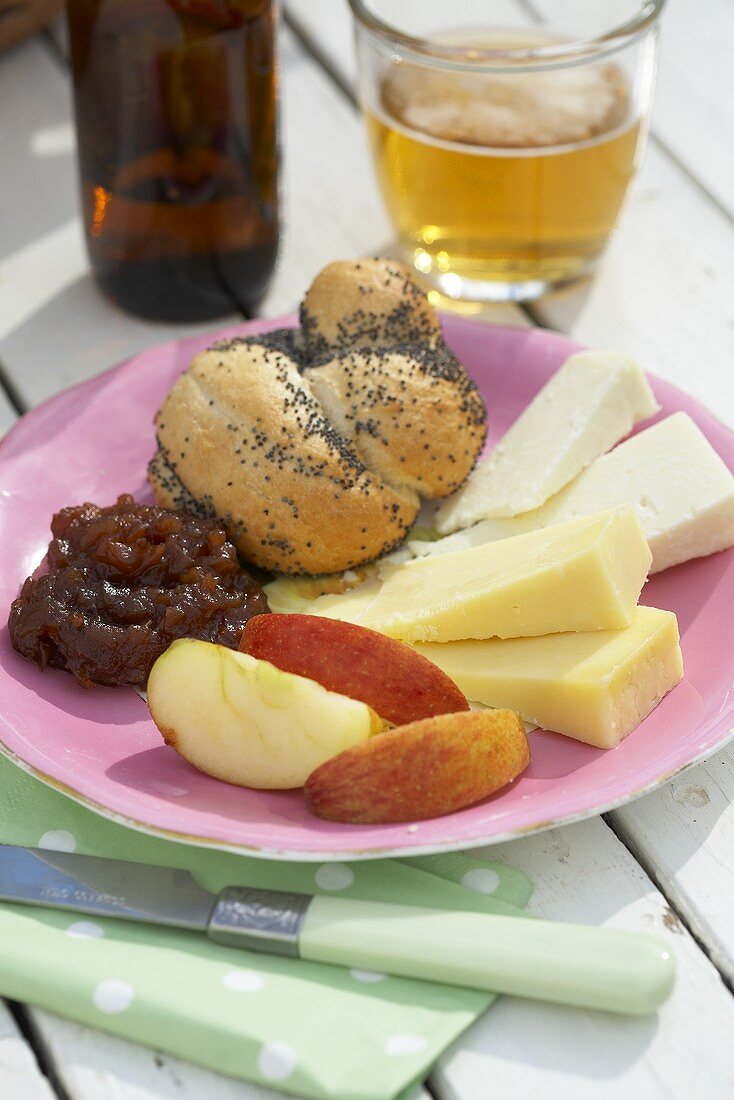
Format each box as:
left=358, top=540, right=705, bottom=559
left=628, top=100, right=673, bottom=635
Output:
left=149, top=261, right=489, bottom=576
left=300, top=258, right=442, bottom=360
left=305, top=343, right=487, bottom=497
left=150, top=337, right=419, bottom=575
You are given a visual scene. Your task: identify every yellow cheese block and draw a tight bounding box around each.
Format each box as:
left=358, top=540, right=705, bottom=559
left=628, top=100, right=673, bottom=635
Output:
left=312, top=508, right=651, bottom=643
left=264, top=569, right=374, bottom=615
left=308, top=575, right=384, bottom=622
left=416, top=606, right=683, bottom=748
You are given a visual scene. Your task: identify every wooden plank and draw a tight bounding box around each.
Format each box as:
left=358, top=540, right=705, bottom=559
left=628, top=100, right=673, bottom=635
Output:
left=430, top=816, right=734, bottom=1100
left=285, top=0, right=359, bottom=90
left=0, top=256, right=232, bottom=410
left=0, top=220, right=87, bottom=348
left=285, top=0, right=521, bottom=92
left=0, top=36, right=77, bottom=261
left=636, top=0, right=734, bottom=220
left=0, top=1002, right=56, bottom=1099
left=257, top=23, right=389, bottom=316
left=609, top=748, right=734, bottom=986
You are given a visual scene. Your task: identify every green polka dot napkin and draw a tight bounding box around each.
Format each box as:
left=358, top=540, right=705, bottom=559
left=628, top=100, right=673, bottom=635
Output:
left=0, top=756, right=531, bottom=1100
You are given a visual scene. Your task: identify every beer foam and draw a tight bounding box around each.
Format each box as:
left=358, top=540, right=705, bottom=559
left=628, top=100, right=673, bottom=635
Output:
left=382, top=45, right=629, bottom=150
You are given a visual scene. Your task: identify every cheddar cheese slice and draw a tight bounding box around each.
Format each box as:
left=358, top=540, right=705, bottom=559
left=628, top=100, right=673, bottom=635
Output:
left=416, top=606, right=683, bottom=749
left=311, top=508, right=651, bottom=643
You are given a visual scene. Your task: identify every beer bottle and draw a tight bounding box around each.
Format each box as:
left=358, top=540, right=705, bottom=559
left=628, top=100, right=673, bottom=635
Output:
left=67, top=0, right=279, bottom=322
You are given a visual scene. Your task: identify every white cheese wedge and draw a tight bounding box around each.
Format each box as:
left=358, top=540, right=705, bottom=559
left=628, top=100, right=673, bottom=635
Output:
left=436, top=350, right=659, bottom=533
left=311, top=508, right=651, bottom=643
left=415, top=606, right=683, bottom=749
left=414, top=413, right=734, bottom=574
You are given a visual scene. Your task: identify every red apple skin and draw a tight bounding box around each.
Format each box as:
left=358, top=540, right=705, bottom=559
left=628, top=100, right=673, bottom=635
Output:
left=304, top=709, right=530, bottom=824
left=239, top=614, right=470, bottom=726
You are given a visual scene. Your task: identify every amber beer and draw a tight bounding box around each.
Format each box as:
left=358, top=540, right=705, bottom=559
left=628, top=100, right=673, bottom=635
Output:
left=67, top=0, right=279, bottom=321
left=365, top=31, right=643, bottom=297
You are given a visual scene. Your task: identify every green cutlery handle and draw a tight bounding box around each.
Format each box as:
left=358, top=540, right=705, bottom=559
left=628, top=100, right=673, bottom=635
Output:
left=300, top=897, right=675, bottom=1015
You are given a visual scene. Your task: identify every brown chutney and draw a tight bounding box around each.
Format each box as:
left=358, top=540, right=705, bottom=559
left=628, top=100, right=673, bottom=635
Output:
left=8, top=495, right=269, bottom=687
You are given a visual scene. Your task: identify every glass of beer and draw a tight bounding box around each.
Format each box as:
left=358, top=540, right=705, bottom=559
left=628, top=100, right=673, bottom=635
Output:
left=350, top=0, right=665, bottom=305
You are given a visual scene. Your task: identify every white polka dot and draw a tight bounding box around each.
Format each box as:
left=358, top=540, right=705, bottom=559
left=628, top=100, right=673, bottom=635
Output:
left=67, top=921, right=104, bottom=940
left=221, top=969, right=263, bottom=992
left=315, top=863, right=354, bottom=891
left=38, top=830, right=76, bottom=853
left=461, top=868, right=501, bottom=895
left=385, top=1034, right=428, bottom=1057
left=350, top=968, right=387, bottom=983
left=257, top=1041, right=297, bottom=1082
left=92, top=980, right=134, bottom=1014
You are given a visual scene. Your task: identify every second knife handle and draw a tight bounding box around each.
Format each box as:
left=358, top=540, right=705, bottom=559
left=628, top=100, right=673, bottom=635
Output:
left=299, top=896, right=675, bottom=1016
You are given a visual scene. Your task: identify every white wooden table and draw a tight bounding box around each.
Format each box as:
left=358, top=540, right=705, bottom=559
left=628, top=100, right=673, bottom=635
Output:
left=1, top=3, right=733, bottom=1097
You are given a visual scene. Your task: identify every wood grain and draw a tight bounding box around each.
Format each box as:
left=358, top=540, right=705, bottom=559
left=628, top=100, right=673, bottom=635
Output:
left=633, top=0, right=733, bottom=219
left=0, top=1001, right=55, bottom=1099
left=431, top=816, right=734, bottom=1099
left=610, top=749, right=734, bottom=985
left=0, top=35, right=75, bottom=260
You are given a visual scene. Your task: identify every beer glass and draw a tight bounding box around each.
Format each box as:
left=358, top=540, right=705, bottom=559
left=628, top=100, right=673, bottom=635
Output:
left=351, top=0, right=665, bottom=305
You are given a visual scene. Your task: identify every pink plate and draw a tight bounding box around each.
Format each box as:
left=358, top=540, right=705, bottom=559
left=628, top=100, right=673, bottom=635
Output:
left=1, top=315, right=733, bottom=860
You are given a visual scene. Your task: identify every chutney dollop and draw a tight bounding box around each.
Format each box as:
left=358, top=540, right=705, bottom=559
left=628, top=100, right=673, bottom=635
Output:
left=8, top=495, right=269, bottom=687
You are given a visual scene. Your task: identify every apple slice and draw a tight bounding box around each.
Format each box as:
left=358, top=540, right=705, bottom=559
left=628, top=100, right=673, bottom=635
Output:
left=239, top=614, right=469, bottom=727
left=304, top=709, right=530, bottom=823
left=148, top=638, right=385, bottom=790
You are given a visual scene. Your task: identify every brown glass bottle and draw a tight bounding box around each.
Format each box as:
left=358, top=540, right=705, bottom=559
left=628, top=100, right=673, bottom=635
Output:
left=67, top=0, right=279, bottom=322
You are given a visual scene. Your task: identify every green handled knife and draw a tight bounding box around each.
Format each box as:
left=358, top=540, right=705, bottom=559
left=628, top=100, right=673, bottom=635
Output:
left=0, top=844, right=674, bottom=1015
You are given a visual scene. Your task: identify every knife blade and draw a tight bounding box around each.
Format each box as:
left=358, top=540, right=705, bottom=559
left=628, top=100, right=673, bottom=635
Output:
left=0, top=844, right=215, bottom=930
left=0, top=845, right=674, bottom=1015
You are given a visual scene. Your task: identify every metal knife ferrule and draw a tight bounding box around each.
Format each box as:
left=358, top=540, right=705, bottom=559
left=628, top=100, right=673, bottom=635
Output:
left=207, top=886, right=312, bottom=957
